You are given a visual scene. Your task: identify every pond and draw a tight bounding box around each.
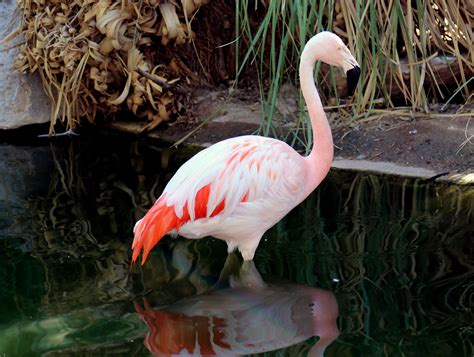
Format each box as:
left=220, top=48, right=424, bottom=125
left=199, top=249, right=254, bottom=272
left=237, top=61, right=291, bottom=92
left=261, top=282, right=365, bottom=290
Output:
left=0, top=133, right=472, bottom=356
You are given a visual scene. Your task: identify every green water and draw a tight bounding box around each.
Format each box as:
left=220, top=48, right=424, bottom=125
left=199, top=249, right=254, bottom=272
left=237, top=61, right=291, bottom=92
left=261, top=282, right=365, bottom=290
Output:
left=0, top=134, right=472, bottom=356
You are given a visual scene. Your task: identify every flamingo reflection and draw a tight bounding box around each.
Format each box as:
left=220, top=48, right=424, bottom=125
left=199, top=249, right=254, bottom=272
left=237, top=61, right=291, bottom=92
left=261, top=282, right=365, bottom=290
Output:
left=134, top=255, right=339, bottom=356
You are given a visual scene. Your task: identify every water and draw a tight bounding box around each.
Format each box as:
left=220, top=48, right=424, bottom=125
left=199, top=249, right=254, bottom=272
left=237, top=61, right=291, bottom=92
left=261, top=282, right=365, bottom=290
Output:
left=0, top=134, right=472, bottom=356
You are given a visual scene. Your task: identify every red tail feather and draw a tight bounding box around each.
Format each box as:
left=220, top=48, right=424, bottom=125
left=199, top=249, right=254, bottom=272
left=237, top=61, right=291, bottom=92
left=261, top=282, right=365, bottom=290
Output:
left=132, top=196, right=179, bottom=265
left=131, top=185, right=229, bottom=265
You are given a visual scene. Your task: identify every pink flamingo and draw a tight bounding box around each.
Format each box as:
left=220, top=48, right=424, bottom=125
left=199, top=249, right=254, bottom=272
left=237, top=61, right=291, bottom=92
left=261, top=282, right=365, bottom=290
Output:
left=132, top=31, right=360, bottom=265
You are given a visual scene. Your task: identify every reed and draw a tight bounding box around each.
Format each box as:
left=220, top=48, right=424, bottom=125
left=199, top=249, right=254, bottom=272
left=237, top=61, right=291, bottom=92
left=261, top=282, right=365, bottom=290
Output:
left=235, top=0, right=473, bottom=149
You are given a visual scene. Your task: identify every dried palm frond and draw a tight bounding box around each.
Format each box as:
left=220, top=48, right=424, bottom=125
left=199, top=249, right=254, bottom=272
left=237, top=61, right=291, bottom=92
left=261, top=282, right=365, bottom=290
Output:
left=13, top=0, right=210, bottom=133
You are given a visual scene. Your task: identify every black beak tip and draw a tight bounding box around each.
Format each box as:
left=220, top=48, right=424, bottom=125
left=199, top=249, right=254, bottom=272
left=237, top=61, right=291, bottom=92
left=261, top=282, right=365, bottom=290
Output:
left=346, top=66, right=361, bottom=96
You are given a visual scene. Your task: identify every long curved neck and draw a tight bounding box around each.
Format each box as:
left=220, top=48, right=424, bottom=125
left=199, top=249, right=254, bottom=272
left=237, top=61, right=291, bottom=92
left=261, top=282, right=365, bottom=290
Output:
left=299, top=37, right=334, bottom=196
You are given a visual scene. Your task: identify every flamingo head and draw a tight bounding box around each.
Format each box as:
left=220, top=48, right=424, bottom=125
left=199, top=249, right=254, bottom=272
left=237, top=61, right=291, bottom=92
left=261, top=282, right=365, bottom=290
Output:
left=302, top=31, right=361, bottom=95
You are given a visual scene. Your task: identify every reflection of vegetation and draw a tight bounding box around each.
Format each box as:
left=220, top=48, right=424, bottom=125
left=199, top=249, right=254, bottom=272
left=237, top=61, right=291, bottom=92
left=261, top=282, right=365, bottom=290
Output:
left=0, top=304, right=146, bottom=356
left=27, top=141, right=134, bottom=312
left=1, top=138, right=228, bottom=355
left=31, top=142, right=98, bottom=259
left=256, top=172, right=473, bottom=356
left=27, top=138, right=219, bottom=314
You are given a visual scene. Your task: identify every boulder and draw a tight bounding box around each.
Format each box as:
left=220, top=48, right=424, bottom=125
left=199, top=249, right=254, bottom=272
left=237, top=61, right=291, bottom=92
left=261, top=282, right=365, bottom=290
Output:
left=0, top=0, right=50, bottom=130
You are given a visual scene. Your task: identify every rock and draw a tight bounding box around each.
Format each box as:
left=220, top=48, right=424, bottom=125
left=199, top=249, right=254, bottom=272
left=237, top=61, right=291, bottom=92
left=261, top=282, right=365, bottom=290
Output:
left=0, top=0, right=50, bottom=130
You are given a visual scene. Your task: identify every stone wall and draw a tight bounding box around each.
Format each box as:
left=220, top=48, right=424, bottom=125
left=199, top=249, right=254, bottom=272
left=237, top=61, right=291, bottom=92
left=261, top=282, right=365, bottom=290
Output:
left=0, top=0, right=50, bottom=130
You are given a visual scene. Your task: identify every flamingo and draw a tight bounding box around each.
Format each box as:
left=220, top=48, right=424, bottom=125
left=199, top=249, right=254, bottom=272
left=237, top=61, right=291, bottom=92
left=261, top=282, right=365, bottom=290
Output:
left=132, top=31, right=360, bottom=265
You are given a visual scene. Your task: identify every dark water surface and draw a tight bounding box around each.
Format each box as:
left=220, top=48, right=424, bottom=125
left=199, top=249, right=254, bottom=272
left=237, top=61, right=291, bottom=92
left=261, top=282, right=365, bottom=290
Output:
left=0, top=134, right=472, bottom=356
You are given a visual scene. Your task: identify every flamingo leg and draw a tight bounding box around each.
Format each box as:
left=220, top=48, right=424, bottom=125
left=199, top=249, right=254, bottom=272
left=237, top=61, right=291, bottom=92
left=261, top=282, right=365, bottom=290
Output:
left=238, top=234, right=263, bottom=261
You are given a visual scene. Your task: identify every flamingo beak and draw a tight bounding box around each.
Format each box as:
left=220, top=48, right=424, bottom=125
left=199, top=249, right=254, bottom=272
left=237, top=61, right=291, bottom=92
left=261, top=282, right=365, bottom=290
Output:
left=341, top=51, right=360, bottom=96
left=346, top=65, right=361, bottom=96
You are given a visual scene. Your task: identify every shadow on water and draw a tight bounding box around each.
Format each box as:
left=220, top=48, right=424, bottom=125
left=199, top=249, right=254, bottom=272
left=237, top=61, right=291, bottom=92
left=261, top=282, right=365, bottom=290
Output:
left=0, top=134, right=472, bottom=356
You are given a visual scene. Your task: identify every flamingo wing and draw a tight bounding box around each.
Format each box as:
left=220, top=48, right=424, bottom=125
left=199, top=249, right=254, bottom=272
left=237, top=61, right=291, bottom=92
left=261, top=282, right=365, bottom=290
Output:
left=132, top=135, right=305, bottom=264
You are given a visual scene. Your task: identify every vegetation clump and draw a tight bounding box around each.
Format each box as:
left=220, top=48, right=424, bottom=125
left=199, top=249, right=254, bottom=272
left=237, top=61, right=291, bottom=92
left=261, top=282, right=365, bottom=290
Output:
left=14, top=0, right=210, bottom=133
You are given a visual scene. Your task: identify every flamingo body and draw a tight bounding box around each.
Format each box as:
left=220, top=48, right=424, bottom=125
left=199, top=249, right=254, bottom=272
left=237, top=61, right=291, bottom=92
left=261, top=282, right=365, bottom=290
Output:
left=132, top=31, right=360, bottom=265
left=132, top=136, right=306, bottom=263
